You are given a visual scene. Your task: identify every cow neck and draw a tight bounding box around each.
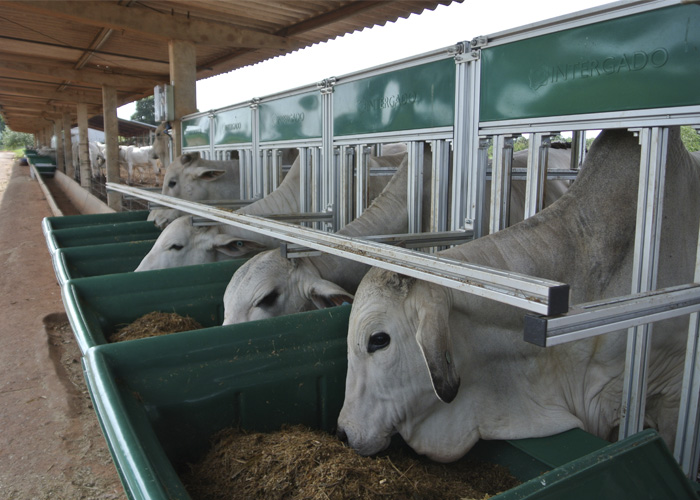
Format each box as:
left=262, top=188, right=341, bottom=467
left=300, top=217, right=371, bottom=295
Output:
left=304, top=158, right=414, bottom=292
left=441, top=128, right=656, bottom=314
left=239, top=157, right=301, bottom=216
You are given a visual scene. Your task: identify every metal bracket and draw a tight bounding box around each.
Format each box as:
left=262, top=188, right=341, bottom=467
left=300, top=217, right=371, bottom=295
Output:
left=249, top=97, right=260, bottom=110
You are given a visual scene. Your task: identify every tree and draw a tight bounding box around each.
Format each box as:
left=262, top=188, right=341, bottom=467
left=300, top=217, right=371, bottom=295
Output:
left=681, top=126, right=700, bottom=153
left=1, top=128, right=34, bottom=151
left=130, top=96, right=156, bottom=125
left=0, top=114, right=5, bottom=137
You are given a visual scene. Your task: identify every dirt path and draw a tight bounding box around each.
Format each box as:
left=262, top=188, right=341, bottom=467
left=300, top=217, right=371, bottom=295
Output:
left=0, top=154, right=124, bottom=499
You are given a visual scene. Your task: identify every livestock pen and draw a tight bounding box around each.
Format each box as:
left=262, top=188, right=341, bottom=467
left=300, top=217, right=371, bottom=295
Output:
left=48, top=0, right=700, bottom=498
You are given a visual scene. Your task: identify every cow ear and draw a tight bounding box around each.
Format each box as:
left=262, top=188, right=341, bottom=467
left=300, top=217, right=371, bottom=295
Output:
left=212, top=236, right=267, bottom=258
left=193, top=166, right=226, bottom=182
left=309, top=279, right=354, bottom=309
left=415, top=296, right=460, bottom=403
left=180, top=151, right=200, bottom=164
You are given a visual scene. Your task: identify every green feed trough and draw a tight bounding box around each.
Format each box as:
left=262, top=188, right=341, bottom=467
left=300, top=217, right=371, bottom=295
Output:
left=61, top=259, right=247, bottom=353
left=81, top=307, right=697, bottom=500
left=42, top=210, right=150, bottom=235
left=45, top=220, right=161, bottom=255
left=53, top=239, right=156, bottom=286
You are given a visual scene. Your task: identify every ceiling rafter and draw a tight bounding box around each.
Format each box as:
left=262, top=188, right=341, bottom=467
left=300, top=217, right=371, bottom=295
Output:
left=4, top=1, right=294, bottom=49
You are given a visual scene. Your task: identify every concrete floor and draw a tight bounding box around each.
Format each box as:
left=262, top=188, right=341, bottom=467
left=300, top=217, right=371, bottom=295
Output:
left=0, top=154, right=124, bottom=499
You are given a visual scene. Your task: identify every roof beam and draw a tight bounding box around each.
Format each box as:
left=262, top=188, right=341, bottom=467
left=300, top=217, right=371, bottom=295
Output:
left=5, top=1, right=293, bottom=50
left=0, top=83, right=103, bottom=105
left=0, top=57, right=161, bottom=90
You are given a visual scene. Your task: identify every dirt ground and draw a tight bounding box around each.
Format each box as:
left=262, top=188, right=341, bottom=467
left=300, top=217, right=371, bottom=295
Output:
left=0, top=153, right=124, bottom=499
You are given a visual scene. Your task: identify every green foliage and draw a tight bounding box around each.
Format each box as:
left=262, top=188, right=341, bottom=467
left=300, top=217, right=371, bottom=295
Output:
left=1, top=128, right=34, bottom=151
left=130, top=96, right=156, bottom=125
left=0, top=114, right=6, bottom=136
left=681, top=126, right=700, bottom=152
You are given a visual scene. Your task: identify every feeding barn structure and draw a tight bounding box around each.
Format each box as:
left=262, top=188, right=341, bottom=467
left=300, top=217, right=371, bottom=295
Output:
left=4, top=0, right=700, bottom=498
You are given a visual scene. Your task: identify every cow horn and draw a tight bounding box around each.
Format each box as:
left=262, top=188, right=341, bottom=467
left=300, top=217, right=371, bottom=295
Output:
left=415, top=299, right=460, bottom=403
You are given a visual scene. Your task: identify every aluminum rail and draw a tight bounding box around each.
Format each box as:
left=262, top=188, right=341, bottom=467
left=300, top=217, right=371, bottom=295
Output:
left=281, top=230, right=475, bottom=258
left=524, top=283, right=700, bottom=347
left=147, top=198, right=259, bottom=210
left=193, top=212, right=334, bottom=226
left=108, top=183, right=570, bottom=316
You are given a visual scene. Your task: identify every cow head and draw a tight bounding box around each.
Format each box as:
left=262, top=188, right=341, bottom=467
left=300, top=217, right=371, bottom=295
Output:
left=222, top=249, right=353, bottom=325
left=135, top=216, right=265, bottom=271
left=161, top=152, right=227, bottom=200
left=337, top=267, right=472, bottom=462
left=152, top=121, right=171, bottom=165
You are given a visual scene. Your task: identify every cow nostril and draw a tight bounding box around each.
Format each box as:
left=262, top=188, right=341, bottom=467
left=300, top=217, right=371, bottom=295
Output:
left=336, top=427, right=348, bottom=443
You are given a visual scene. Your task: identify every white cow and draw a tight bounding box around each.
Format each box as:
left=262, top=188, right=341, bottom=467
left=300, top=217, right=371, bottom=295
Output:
left=147, top=152, right=241, bottom=228
left=152, top=121, right=171, bottom=169
left=122, top=145, right=161, bottom=184
left=88, top=141, right=106, bottom=178
left=221, top=148, right=570, bottom=325
left=138, top=151, right=410, bottom=271
left=136, top=154, right=303, bottom=271
left=336, top=128, right=700, bottom=462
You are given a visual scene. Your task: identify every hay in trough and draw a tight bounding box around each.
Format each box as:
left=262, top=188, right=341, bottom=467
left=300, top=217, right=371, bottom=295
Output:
left=181, top=425, right=520, bottom=500
left=109, top=311, right=204, bottom=342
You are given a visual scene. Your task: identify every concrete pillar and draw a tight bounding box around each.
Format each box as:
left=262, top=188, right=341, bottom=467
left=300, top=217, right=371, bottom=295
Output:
left=62, top=113, right=74, bottom=178
left=53, top=119, right=65, bottom=173
left=77, top=103, right=91, bottom=187
left=168, top=39, right=197, bottom=157
left=102, top=84, right=121, bottom=211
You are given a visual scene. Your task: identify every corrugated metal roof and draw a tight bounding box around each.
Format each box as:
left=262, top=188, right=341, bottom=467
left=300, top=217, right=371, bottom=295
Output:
left=0, top=0, right=460, bottom=133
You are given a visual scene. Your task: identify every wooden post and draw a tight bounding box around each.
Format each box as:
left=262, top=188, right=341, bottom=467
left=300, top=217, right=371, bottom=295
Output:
left=102, top=84, right=121, bottom=211
left=53, top=119, right=65, bottom=173
left=62, top=112, right=74, bottom=178
left=77, top=103, right=91, bottom=187
left=168, top=39, right=197, bottom=157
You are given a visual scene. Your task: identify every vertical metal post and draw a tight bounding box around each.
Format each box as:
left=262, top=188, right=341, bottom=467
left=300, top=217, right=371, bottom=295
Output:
left=311, top=147, right=323, bottom=230
left=320, top=79, right=336, bottom=231
left=619, top=126, right=668, bottom=441
left=570, top=130, right=587, bottom=170
left=675, top=220, right=700, bottom=476
left=430, top=139, right=450, bottom=234
left=299, top=147, right=311, bottom=225
left=451, top=42, right=481, bottom=235
left=250, top=98, right=260, bottom=201
left=337, top=146, right=354, bottom=230
left=524, top=133, right=551, bottom=219
left=355, top=145, right=370, bottom=219
left=238, top=148, right=249, bottom=200
left=271, top=149, right=282, bottom=191
left=407, top=141, right=425, bottom=234
left=490, top=135, right=514, bottom=234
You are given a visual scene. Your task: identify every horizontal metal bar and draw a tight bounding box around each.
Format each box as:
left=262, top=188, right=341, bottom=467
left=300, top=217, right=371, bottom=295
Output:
left=147, top=198, right=259, bottom=210
left=524, top=283, right=700, bottom=347
left=108, top=183, right=569, bottom=315
left=193, top=212, right=334, bottom=226
left=479, top=106, right=700, bottom=135
left=281, top=230, right=475, bottom=258
left=486, top=168, right=579, bottom=181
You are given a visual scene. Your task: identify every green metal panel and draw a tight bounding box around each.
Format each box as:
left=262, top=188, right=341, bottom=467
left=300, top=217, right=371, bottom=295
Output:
left=480, top=4, right=700, bottom=122
left=54, top=239, right=156, bottom=285
left=259, top=91, right=322, bottom=142
left=213, top=107, right=252, bottom=145
left=333, top=58, right=456, bottom=136
left=181, top=115, right=210, bottom=148
left=62, top=259, right=247, bottom=353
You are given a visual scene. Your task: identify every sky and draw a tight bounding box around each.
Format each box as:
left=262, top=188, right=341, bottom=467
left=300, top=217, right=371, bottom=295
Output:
left=117, top=0, right=611, bottom=119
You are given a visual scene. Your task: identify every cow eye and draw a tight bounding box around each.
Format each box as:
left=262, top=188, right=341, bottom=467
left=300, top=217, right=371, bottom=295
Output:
left=368, top=332, right=390, bottom=353
left=169, top=244, right=183, bottom=251
left=255, top=290, right=279, bottom=308
left=168, top=179, right=177, bottom=188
